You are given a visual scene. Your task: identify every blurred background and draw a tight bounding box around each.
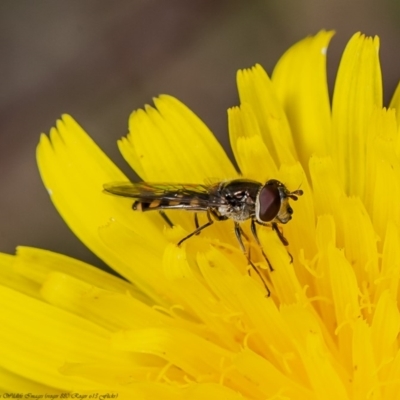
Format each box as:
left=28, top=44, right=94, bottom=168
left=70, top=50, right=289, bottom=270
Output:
left=1, top=0, right=400, bottom=269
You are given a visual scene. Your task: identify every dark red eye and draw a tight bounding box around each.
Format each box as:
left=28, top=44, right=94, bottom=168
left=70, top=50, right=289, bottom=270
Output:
left=258, top=183, right=281, bottom=222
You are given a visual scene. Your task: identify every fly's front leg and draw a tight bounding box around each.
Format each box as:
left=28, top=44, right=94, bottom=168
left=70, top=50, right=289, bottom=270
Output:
left=271, top=222, right=289, bottom=246
left=271, top=222, right=293, bottom=263
left=250, top=219, right=274, bottom=272
left=234, top=222, right=270, bottom=296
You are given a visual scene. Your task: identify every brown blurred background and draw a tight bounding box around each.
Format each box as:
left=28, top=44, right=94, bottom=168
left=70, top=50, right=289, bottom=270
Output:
left=1, top=0, right=400, bottom=269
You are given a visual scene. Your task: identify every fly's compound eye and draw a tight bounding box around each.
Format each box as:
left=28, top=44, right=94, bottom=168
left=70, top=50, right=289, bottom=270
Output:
left=257, top=183, right=281, bottom=222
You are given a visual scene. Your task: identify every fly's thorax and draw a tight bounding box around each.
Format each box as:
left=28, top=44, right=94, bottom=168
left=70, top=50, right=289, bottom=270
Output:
left=217, top=204, right=252, bottom=222
left=215, top=179, right=260, bottom=222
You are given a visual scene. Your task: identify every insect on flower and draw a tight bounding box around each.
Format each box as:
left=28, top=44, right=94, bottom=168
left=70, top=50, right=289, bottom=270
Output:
left=104, top=179, right=303, bottom=295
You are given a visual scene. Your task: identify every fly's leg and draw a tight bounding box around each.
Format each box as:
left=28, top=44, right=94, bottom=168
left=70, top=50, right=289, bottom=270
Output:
left=194, top=213, right=201, bottom=235
left=234, top=222, right=271, bottom=296
left=250, top=219, right=274, bottom=272
left=177, top=210, right=214, bottom=246
left=161, top=210, right=215, bottom=246
left=233, top=222, right=247, bottom=254
left=272, top=222, right=293, bottom=263
left=159, top=210, right=174, bottom=228
left=271, top=222, right=289, bottom=246
left=160, top=211, right=205, bottom=236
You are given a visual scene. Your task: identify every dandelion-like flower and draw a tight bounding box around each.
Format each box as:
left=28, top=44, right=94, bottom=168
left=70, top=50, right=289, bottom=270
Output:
left=1, top=31, right=400, bottom=399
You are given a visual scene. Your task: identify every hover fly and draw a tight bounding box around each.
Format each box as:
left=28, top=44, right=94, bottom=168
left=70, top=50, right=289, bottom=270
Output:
left=104, top=179, right=303, bottom=294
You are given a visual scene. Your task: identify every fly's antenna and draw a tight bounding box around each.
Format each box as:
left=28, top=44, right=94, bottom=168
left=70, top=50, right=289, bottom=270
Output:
left=288, top=189, right=303, bottom=201
left=288, top=182, right=303, bottom=201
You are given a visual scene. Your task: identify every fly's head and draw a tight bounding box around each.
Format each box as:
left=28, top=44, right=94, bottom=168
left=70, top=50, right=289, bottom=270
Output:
left=255, top=179, right=303, bottom=225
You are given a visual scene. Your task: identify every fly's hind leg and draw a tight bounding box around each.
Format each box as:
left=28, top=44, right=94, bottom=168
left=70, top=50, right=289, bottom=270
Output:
left=250, top=219, right=274, bottom=272
left=159, top=211, right=208, bottom=241
left=177, top=210, right=214, bottom=246
left=234, top=222, right=270, bottom=296
left=159, top=209, right=213, bottom=246
left=159, top=210, right=174, bottom=228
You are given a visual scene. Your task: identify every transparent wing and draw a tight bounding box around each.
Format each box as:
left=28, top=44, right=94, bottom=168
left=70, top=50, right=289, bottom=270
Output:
left=103, top=181, right=225, bottom=208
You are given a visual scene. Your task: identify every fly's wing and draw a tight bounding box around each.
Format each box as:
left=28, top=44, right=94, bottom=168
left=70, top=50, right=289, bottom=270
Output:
left=103, top=181, right=224, bottom=211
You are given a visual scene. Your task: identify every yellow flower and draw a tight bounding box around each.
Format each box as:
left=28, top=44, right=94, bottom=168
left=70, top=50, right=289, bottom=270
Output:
left=1, top=30, right=400, bottom=399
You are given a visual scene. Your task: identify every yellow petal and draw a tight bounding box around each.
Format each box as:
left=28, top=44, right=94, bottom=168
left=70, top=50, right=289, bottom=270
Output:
left=365, top=108, right=400, bottom=239
left=313, top=215, right=338, bottom=335
left=180, top=383, right=246, bottom=400
left=376, top=221, right=400, bottom=299
left=236, top=64, right=297, bottom=165
left=14, top=246, right=139, bottom=297
left=37, top=115, right=166, bottom=281
left=111, top=327, right=232, bottom=378
left=331, top=33, right=382, bottom=196
left=272, top=30, right=334, bottom=167
left=340, top=197, right=379, bottom=286
left=391, top=90, right=400, bottom=196
left=370, top=290, right=400, bottom=367
left=384, top=350, right=400, bottom=398
left=233, top=349, right=314, bottom=399
left=304, top=330, right=350, bottom=399
left=309, top=155, right=345, bottom=216
left=328, top=246, right=360, bottom=369
left=281, top=305, right=349, bottom=400
left=112, top=327, right=269, bottom=398
left=0, top=285, right=124, bottom=390
left=197, top=249, right=301, bottom=367
left=41, top=271, right=202, bottom=338
left=352, top=320, right=380, bottom=399
left=0, top=365, right=62, bottom=394
left=0, top=252, right=40, bottom=299
left=389, top=80, right=400, bottom=126
left=97, top=219, right=175, bottom=303
left=228, top=104, right=278, bottom=179
left=120, top=95, right=237, bottom=182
